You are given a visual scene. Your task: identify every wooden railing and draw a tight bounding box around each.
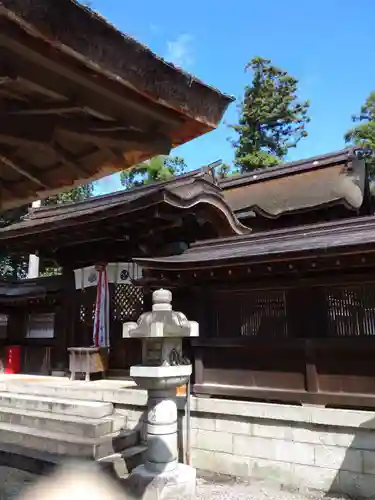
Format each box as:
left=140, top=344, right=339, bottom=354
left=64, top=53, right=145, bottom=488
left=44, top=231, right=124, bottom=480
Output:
left=192, top=337, right=375, bottom=407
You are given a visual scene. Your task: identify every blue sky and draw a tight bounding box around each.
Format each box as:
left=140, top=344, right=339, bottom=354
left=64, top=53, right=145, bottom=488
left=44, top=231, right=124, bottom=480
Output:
left=93, top=0, right=375, bottom=194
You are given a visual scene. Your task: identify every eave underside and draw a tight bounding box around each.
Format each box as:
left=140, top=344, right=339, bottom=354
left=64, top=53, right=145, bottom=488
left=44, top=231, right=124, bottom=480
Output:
left=0, top=275, right=62, bottom=304
left=0, top=3, right=232, bottom=210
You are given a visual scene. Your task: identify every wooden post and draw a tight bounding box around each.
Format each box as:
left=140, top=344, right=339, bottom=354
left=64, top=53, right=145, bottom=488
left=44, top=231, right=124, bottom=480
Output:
left=27, top=200, right=41, bottom=279
left=194, top=345, right=204, bottom=386
left=304, top=339, right=319, bottom=393
left=54, top=266, right=76, bottom=371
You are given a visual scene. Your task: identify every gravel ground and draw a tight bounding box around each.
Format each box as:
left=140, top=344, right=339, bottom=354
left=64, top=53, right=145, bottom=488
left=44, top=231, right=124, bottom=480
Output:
left=195, top=474, right=347, bottom=500
left=0, top=466, right=350, bottom=500
left=0, top=467, right=36, bottom=500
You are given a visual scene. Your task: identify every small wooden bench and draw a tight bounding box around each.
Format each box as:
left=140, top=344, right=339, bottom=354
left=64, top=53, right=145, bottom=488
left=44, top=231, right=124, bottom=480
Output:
left=67, top=347, right=108, bottom=381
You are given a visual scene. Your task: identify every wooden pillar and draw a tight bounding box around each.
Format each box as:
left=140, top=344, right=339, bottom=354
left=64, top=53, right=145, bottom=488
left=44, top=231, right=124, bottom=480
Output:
left=304, top=339, right=319, bottom=393
left=8, top=305, right=26, bottom=345
left=287, top=286, right=321, bottom=395
left=54, top=266, right=76, bottom=369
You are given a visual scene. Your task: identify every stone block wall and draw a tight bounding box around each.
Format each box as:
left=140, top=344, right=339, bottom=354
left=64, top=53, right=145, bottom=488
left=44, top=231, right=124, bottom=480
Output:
left=19, top=382, right=375, bottom=498
left=112, top=389, right=375, bottom=498
left=189, top=398, right=375, bottom=498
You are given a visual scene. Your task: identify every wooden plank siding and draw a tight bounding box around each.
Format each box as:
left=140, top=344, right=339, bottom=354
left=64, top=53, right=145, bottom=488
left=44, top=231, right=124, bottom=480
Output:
left=187, top=278, right=375, bottom=408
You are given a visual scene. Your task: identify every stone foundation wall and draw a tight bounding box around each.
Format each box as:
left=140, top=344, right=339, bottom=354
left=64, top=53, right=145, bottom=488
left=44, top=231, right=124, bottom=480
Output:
left=114, top=390, right=375, bottom=498
left=5, top=380, right=375, bottom=497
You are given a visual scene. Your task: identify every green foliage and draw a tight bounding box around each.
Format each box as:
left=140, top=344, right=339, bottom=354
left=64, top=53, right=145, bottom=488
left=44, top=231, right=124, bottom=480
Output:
left=216, top=162, right=232, bottom=179
left=233, top=57, right=310, bottom=173
left=120, top=156, right=187, bottom=189
left=0, top=183, right=94, bottom=279
left=42, top=184, right=94, bottom=206
left=345, top=91, right=375, bottom=177
left=0, top=205, right=29, bottom=279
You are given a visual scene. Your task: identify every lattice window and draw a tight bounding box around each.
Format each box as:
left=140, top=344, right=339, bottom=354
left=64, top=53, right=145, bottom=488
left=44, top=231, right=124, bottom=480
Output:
left=213, top=290, right=288, bottom=338
left=78, top=289, right=96, bottom=325
left=112, top=284, right=143, bottom=323
left=325, top=285, right=375, bottom=337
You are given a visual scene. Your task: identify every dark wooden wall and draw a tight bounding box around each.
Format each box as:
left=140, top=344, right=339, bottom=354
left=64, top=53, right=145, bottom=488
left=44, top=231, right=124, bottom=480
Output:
left=0, top=299, right=61, bottom=374
left=180, top=275, right=375, bottom=408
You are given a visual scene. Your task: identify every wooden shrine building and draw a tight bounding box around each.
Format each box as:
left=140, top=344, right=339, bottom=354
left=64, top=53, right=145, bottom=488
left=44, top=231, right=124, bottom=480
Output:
left=135, top=147, right=375, bottom=409
left=0, top=170, right=248, bottom=376
left=0, top=0, right=232, bottom=210
left=0, top=0, right=235, bottom=376
left=2, top=146, right=375, bottom=409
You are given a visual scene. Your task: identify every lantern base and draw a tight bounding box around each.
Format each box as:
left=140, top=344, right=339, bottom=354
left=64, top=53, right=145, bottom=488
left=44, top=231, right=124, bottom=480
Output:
left=127, top=463, right=196, bottom=500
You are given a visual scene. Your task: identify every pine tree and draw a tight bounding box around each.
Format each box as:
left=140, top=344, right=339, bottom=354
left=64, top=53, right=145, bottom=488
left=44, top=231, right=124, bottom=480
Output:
left=345, top=92, right=375, bottom=177
left=233, top=57, right=310, bottom=173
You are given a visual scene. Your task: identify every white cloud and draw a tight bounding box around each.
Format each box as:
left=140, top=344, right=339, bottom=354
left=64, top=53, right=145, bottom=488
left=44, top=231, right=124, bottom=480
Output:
left=165, top=34, right=194, bottom=68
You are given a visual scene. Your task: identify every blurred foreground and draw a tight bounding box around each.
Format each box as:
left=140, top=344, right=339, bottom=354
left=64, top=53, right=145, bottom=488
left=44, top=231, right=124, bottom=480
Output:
left=0, top=463, right=352, bottom=500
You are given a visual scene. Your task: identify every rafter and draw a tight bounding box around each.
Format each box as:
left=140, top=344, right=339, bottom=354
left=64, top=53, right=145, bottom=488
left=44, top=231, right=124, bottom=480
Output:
left=3, top=100, right=113, bottom=120
left=0, top=46, right=180, bottom=128
left=0, top=180, right=16, bottom=201
left=52, top=141, right=90, bottom=177
left=0, top=154, right=48, bottom=188
left=58, top=127, right=172, bottom=153
left=0, top=116, right=172, bottom=154
left=3, top=102, right=83, bottom=116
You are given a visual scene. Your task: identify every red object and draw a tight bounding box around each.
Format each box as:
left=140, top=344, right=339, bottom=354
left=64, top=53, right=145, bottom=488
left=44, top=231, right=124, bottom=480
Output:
left=5, top=346, right=21, bottom=374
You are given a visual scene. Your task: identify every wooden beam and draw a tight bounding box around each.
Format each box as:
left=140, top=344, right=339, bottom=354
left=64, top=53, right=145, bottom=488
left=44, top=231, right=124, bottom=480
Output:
left=0, top=180, right=16, bottom=202
left=0, top=76, right=12, bottom=85
left=0, top=115, right=54, bottom=146
left=0, top=115, right=172, bottom=154
left=0, top=25, right=182, bottom=127
left=57, top=124, right=172, bottom=154
left=0, top=115, right=124, bottom=141
left=0, top=154, right=48, bottom=188
left=3, top=102, right=83, bottom=116
left=52, top=141, right=90, bottom=177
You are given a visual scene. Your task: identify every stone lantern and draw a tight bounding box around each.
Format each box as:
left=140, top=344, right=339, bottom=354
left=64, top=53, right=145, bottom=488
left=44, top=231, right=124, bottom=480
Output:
left=123, top=288, right=198, bottom=500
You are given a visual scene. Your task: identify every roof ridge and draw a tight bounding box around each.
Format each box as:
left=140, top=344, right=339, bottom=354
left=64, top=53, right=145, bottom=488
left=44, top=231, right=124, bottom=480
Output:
left=27, top=167, right=207, bottom=219
left=219, top=147, right=360, bottom=189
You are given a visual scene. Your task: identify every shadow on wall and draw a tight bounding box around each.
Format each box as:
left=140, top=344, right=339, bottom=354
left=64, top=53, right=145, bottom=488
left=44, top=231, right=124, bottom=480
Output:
left=325, top=415, right=375, bottom=499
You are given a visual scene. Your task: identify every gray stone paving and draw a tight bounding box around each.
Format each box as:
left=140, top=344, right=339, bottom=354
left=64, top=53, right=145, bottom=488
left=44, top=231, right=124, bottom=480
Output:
left=0, top=467, right=36, bottom=500
left=0, top=466, right=351, bottom=500
left=195, top=475, right=344, bottom=500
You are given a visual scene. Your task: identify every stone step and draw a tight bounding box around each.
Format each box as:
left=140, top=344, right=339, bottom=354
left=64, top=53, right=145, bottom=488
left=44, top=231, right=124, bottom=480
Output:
left=98, top=444, right=147, bottom=479
left=0, top=380, right=146, bottom=407
left=0, top=406, right=126, bottom=438
left=0, top=392, right=113, bottom=418
left=0, top=422, right=139, bottom=459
